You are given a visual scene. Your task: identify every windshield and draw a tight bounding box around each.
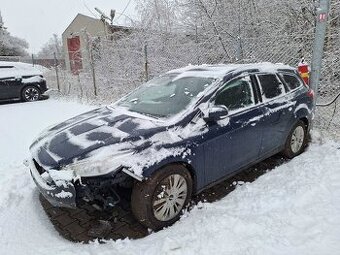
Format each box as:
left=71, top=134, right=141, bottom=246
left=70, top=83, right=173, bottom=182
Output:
left=117, top=74, right=214, bottom=118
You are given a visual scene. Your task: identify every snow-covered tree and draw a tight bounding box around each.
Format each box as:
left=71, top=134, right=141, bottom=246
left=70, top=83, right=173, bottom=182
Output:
left=0, top=11, right=29, bottom=56
left=136, top=0, right=183, bottom=33
left=36, top=34, right=63, bottom=59
left=81, top=0, right=340, bottom=101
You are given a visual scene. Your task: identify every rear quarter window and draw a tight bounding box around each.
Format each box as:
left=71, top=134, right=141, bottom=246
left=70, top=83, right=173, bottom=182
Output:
left=281, top=74, right=303, bottom=90
left=257, top=74, right=285, bottom=100
left=0, top=67, right=15, bottom=79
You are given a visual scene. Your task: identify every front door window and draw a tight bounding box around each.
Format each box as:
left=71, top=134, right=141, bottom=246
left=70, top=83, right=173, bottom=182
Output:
left=215, top=77, right=255, bottom=112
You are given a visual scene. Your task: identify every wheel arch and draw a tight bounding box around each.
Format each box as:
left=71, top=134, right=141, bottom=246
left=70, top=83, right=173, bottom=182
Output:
left=142, top=159, right=198, bottom=193
left=299, top=116, right=309, bottom=129
left=294, top=106, right=311, bottom=125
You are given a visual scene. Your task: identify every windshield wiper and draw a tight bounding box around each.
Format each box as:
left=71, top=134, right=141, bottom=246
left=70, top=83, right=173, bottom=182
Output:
left=129, top=109, right=165, bottom=119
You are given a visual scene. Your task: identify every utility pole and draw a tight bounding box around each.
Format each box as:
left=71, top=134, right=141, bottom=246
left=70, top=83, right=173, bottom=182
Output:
left=310, top=0, right=331, bottom=108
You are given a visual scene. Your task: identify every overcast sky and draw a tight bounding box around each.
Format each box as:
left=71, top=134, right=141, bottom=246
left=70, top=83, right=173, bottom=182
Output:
left=1, top=0, right=136, bottom=54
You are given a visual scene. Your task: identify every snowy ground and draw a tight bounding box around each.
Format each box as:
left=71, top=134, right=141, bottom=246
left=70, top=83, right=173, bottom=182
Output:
left=0, top=99, right=340, bottom=255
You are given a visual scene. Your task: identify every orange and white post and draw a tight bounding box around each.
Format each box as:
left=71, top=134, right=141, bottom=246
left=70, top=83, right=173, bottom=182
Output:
left=298, top=59, right=310, bottom=86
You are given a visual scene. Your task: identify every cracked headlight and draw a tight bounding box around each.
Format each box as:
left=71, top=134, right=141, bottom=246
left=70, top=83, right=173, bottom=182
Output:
left=62, top=151, right=134, bottom=178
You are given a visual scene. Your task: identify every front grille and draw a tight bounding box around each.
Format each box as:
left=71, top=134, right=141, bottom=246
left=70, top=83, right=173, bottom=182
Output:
left=33, top=159, right=46, bottom=175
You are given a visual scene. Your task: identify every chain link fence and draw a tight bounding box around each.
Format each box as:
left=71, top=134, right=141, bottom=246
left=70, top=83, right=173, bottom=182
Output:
left=44, top=27, right=339, bottom=135
left=313, top=31, right=340, bottom=137
left=237, top=32, right=340, bottom=137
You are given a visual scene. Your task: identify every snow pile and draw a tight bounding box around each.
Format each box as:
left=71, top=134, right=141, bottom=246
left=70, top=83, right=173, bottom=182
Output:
left=0, top=100, right=340, bottom=255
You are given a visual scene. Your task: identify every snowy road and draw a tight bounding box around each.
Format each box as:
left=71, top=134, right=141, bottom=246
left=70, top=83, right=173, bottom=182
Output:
left=0, top=99, right=340, bottom=255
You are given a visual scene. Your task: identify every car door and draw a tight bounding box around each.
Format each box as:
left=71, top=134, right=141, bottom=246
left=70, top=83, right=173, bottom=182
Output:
left=204, top=76, right=264, bottom=185
left=0, top=66, right=18, bottom=100
left=255, top=73, right=291, bottom=155
left=0, top=78, right=9, bottom=99
left=5, top=78, right=22, bottom=99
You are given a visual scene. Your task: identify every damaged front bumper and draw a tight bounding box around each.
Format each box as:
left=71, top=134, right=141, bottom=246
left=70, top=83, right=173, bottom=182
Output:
left=25, top=158, right=129, bottom=210
left=26, top=159, right=77, bottom=208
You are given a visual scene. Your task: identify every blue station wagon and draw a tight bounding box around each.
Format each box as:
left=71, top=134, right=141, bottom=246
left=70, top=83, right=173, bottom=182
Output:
left=26, top=63, right=314, bottom=230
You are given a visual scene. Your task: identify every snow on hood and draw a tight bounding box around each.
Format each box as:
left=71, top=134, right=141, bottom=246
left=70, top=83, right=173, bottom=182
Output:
left=29, top=102, right=214, bottom=178
left=29, top=106, right=167, bottom=169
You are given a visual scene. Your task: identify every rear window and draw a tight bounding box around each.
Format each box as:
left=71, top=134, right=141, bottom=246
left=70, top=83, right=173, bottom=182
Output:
left=281, top=74, right=302, bottom=90
left=257, top=74, right=285, bottom=99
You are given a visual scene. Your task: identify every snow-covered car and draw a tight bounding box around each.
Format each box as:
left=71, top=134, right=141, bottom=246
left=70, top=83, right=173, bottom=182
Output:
left=0, top=61, right=48, bottom=102
left=26, top=63, right=314, bottom=230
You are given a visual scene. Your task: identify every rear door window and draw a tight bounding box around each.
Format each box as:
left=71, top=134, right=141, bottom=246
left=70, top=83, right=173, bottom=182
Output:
left=281, top=74, right=302, bottom=90
left=215, top=77, right=255, bottom=112
left=257, top=74, right=285, bottom=100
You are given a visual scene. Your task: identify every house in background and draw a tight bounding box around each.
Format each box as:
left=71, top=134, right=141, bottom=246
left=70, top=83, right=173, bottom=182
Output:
left=62, top=13, right=130, bottom=74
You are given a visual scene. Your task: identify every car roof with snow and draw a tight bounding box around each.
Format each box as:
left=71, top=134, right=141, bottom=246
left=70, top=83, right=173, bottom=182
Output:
left=0, top=61, right=43, bottom=79
left=167, top=62, right=297, bottom=79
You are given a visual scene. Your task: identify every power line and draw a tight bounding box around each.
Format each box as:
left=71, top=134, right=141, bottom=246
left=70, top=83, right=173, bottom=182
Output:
left=81, top=0, right=99, bottom=18
left=116, top=0, right=132, bottom=21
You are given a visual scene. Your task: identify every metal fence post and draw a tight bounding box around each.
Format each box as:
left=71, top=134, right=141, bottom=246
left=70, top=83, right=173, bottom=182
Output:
left=195, top=25, right=201, bottom=65
left=310, top=0, right=331, bottom=108
left=236, top=37, right=243, bottom=62
left=31, top=54, right=35, bottom=66
left=144, top=43, right=149, bottom=81
left=54, top=52, right=60, bottom=92
left=84, top=30, right=98, bottom=97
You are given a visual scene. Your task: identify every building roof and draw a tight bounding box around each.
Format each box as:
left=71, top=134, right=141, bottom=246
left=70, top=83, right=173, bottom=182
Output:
left=62, top=13, right=132, bottom=37
left=62, top=14, right=98, bottom=36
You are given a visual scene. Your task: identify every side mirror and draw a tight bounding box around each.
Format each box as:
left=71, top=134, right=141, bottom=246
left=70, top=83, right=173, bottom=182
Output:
left=204, top=105, right=229, bottom=122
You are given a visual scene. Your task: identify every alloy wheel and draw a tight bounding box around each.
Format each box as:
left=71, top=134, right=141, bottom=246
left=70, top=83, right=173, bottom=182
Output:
left=290, top=125, right=305, bottom=153
left=152, top=174, right=188, bottom=222
left=24, top=87, right=40, bottom=101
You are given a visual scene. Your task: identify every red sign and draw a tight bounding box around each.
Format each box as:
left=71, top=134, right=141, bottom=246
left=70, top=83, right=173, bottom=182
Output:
left=67, top=36, right=83, bottom=75
left=319, top=13, right=327, bottom=22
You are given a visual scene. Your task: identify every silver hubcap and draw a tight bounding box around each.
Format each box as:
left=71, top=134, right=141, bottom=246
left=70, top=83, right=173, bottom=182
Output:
left=152, top=174, right=188, bottom=222
left=24, top=88, right=39, bottom=101
left=290, top=126, right=305, bottom=153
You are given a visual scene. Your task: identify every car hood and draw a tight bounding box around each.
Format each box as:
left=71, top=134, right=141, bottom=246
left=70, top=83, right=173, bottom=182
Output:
left=30, top=106, right=169, bottom=169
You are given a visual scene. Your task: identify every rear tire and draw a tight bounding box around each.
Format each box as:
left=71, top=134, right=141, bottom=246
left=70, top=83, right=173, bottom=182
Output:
left=283, top=120, right=308, bottom=158
left=131, top=164, right=193, bottom=231
left=22, top=85, right=41, bottom=102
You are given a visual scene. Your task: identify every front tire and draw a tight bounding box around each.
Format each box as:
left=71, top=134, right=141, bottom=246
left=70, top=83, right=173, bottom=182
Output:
left=283, top=120, right=308, bottom=158
left=22, top=86, right=41, bottom=102
left=131, top=164, right=193, bottom=231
